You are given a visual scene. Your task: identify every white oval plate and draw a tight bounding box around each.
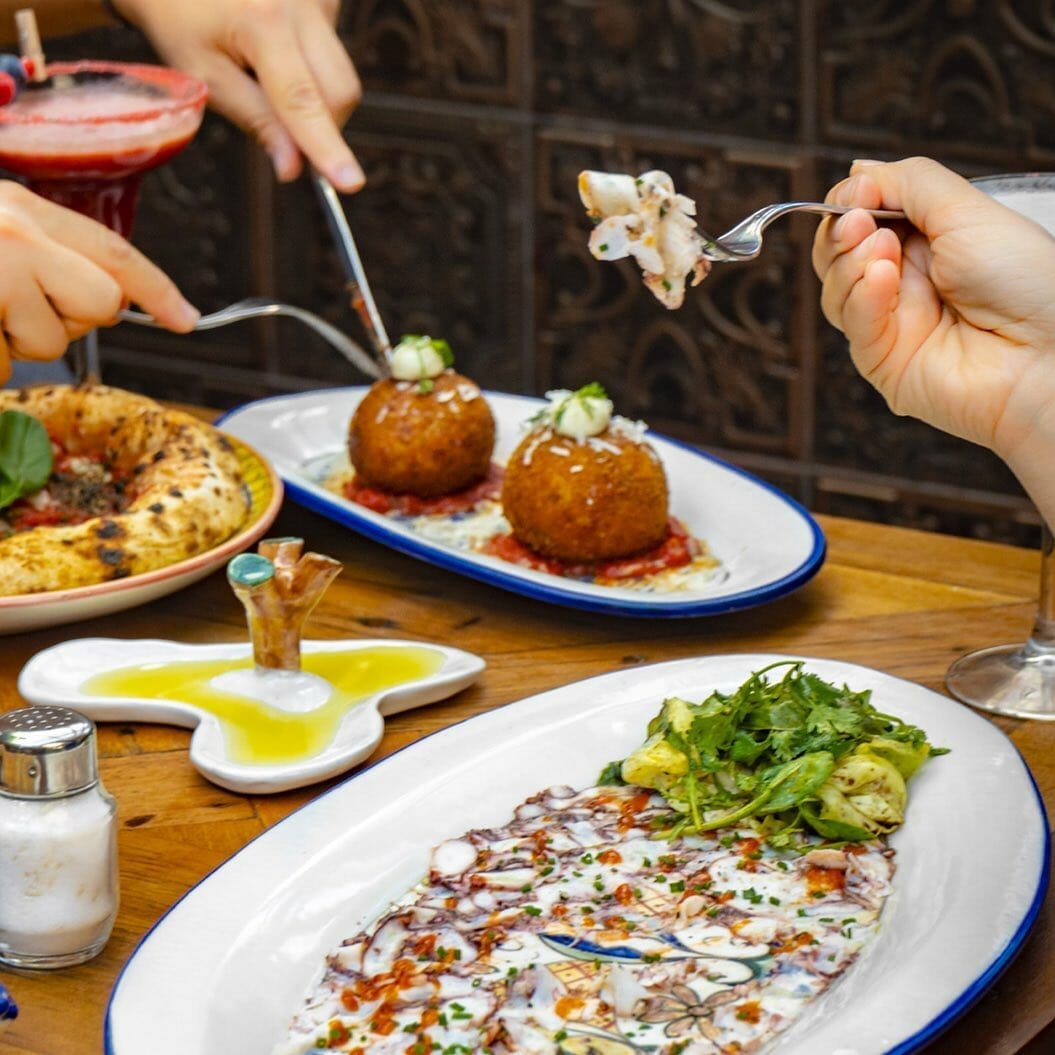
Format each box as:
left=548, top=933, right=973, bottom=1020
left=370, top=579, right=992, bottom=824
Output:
left=105, top=654, right=1048, bottom=1055
left=217, top=389, right=825, bottom=617
left=19, top=637, right=485, bottom=794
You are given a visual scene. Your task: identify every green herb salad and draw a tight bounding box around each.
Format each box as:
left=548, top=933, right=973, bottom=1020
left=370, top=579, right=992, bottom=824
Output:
left=599, top=659, right=946, bottom=847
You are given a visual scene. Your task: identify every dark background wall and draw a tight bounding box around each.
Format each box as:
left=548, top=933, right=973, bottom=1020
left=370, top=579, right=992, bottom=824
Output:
left=45, top=0, right=1055, bottom=546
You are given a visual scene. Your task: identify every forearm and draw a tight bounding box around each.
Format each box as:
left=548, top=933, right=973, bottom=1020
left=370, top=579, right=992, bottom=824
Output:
left=0, top=2, right=122, bottom=46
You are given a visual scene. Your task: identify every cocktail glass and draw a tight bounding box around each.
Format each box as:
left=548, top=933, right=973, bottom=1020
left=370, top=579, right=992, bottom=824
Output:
left=0, top=60, right=207, bottom=376
left=945, top=173, right=1055, bottom=719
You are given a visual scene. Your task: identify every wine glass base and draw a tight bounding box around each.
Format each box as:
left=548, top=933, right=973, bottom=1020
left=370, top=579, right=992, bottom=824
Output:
left=946, top=643, right=1055, bottom=720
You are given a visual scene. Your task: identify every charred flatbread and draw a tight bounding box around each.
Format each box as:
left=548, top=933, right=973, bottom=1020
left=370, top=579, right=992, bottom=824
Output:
left=0, top=383, right=249, bottom=596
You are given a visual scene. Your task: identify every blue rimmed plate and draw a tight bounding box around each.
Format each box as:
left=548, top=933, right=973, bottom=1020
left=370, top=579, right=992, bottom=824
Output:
left=104, top=654, right=1048, bottom=1054
left=218, top=389, right=824, bottom=617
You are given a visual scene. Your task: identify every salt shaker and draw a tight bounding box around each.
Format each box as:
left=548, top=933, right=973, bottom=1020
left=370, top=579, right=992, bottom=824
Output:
left=0, top=706, right=118, bottom=969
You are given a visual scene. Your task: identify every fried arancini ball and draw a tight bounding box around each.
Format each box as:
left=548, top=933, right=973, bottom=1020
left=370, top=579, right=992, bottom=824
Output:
left=348, top=372, right=495, bottom=498
left=502, top=424, right=669, bottom=563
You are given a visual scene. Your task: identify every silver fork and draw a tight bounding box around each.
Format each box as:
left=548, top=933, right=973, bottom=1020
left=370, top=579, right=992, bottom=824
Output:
left=701, top=202, right=906, bottom=262
left=118, top=297, right=381, bottom=379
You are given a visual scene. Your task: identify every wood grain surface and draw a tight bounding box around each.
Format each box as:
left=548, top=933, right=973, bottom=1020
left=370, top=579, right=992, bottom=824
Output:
left=1, top=505, right=1052, bottom=1055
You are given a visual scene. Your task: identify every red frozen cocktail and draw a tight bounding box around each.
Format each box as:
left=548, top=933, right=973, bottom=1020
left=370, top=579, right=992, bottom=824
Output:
left=0, top=61, right=206, bottom=237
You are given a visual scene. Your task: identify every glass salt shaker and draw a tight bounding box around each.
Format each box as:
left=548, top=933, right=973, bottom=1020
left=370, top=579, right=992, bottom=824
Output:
left=0, top=706, right=118, bottom=969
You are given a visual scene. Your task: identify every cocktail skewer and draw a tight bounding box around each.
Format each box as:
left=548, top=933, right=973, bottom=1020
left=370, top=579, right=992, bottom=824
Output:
left=13, top=10, right=44, bottom=84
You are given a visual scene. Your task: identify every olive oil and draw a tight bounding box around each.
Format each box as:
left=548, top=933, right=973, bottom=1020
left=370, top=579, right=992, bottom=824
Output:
left=82, top=647, right=444, bottom=766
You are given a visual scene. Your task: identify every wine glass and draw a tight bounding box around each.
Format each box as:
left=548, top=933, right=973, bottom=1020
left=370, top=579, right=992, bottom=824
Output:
left=0, top=61, right=207, bottom=379
left=945, top=173, right=1055, bottom=719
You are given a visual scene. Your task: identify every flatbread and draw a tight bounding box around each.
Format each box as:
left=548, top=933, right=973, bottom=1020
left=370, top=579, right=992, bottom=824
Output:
left=0, top=383, right=249, bottom=596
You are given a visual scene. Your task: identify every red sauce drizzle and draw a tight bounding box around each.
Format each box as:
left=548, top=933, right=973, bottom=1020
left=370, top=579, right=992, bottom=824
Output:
left=483, top=517, right=700, bottom=582
left=735, top=1000, right=763, bottom=1024
left=805, top=865, right=847, bottom=896
left=617, top=791, right=653, bottom=832
left=344, top=463, right=503, bottom=516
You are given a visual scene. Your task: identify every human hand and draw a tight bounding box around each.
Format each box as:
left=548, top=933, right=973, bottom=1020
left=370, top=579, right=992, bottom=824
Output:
left=0, top=181, right=199, bottom=383
left=812, top=157, right=1055, bottom=466
left=117, top=0, right=364, bottom=192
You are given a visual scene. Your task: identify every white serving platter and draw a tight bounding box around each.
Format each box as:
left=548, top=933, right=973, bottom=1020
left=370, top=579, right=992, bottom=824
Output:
left=217, top=389, right=825, bottom=618
left=105, top=653, right=1048, bottom=1055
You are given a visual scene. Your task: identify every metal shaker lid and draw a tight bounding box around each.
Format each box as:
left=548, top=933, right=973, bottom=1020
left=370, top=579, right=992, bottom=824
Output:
left=0, top=705, right=98, bottom=798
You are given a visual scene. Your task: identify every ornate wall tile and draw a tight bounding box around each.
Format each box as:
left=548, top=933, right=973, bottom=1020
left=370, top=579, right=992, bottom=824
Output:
left=819, top=0, right=1055, bottom=162
left=814, top=477, right=1040, bottom=548
left=536, top=131, right=814, bottom=457
left=340, top=0, right=524, bottom=106
left=271, top=107, right=526, bottom=393
left=44, top=24, right=152, bottom=64
left=535, top=0, right=800, bottom=138
left=813, top=319, right=1026, bottom=498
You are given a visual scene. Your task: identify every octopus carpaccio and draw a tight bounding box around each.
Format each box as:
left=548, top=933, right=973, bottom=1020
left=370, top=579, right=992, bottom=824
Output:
left=277, top=784, right=894, bottom=1055
left=579, top=170, right=713, bottom=309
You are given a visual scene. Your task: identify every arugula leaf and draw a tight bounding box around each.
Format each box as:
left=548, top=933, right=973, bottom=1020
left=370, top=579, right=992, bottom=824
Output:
left=757, top=752, right=836, bottom=814
left=597, top=760, right=626, bottom=786
left=0, top=411, right=52, bottom=511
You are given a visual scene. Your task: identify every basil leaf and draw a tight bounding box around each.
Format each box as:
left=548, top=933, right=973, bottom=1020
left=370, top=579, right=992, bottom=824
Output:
left=0, top=410, right=53, bottom=511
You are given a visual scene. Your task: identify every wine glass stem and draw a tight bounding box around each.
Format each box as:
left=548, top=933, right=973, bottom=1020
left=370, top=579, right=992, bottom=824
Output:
left=1029, top=524, right=1055, bottom=648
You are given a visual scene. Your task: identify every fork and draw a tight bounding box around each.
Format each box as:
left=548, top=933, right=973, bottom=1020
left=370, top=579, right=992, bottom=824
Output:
left=701, top=202, right=906, bottom=262
left=118, top=297, right=381, bottom=379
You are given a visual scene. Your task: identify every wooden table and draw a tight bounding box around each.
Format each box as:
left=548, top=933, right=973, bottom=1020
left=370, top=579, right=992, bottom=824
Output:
left=1, top=506, right=1053, bottom=1055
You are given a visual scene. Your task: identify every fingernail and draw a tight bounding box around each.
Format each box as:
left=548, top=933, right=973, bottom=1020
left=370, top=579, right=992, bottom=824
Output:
left=832, top=214, right=850, bottom=240
left=332, top=160, right=365, bottom=192
left=175, top=300, right=200, bottom=329
left=851, top=158, right=882, bottom=169
left=267, top=142, right=299, bottom=183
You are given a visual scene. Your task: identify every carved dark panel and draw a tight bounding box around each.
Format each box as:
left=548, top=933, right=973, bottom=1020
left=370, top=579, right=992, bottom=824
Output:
left=43, top=25, right=154, bottom=64
left=536, top=132, right=815, bottom=457
left=813, top=287, right=1027, bottom=497
left=814, top=479, right=1041, bottom=549
left=535, top=0, right=800, bottom=139
left=271, top=107, right=525, bottom=393
left=819, top=0, right=1055, bottom=163
left=340, top=0, right=524, bottom=106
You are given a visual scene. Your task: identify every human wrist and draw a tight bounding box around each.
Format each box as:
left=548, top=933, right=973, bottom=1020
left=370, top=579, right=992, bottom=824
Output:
left=1002, top=420, right=1055, bottom=531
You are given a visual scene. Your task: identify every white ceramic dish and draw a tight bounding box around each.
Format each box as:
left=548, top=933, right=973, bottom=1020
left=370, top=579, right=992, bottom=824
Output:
left=0, top=437, right=282, bottom=635
left=217, top=389, right=825, bottom=617
left=19, top=637, right=485, bottom=794
left=105, top=653, right=1048, bottom=1055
